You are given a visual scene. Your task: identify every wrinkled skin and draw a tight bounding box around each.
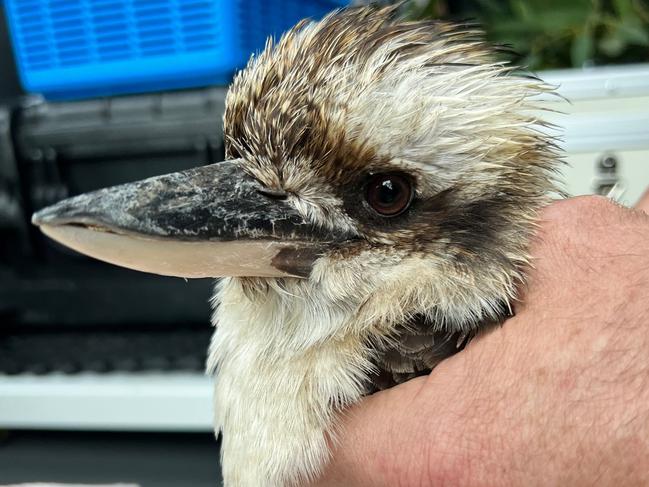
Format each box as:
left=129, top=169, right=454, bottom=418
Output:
left=314, top=194, right=649, bottom=487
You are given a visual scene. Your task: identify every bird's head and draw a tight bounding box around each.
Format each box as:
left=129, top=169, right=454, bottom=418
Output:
left=33, top=6, right=560, bottom=334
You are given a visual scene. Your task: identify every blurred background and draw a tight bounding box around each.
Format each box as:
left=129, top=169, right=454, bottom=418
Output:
left=0, top=0, right=647, bottom=486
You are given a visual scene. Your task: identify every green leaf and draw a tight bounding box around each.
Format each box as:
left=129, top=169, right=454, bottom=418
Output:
left=510, top=0, right=533, bottom=20
left=617, top=19, right=649, bottom=45
left=571, top=26, right=595, bottom=66
left=599, top=32, right=627, bottom=56
left=517, top=0, right=591, bottom=16
left=613, top=0, right=635, bottom=20
left=486, top=18, right=543, bottom=36
left=419, top=0, right=444, bottom=19
left=532, top=10, right=592, bottom=31
left=476, top=0, right=506, bottom=15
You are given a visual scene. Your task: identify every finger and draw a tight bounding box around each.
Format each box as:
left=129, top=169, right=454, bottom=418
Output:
left=634, top=187, right=649, bottom=214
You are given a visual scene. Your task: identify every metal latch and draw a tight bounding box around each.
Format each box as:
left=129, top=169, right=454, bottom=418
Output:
left=594, top=154, right=626, bottom=202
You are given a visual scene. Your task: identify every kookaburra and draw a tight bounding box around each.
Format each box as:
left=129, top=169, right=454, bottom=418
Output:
left=33, top=5, right=560, bottom=486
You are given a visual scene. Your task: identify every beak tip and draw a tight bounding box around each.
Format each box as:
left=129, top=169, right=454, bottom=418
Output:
left=31, top=208, right=50, bottom=227
left=32, top=195, right=92, bottom=228
left=32, top=203, right=65, bottom=227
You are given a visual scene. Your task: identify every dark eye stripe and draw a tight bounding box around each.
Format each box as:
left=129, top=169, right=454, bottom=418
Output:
left=366, top=173, right=413, bottom=217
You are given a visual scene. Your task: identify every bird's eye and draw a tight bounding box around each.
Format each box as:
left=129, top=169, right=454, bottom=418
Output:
left=365, top=173, right=413, bottom=217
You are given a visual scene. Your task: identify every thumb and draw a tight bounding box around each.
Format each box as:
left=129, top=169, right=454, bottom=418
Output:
left=312, top=377, right=429, bottom=487
left=312, top=356, right=478, bottom=487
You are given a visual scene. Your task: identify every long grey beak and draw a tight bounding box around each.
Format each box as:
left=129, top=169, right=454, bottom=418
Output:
left=32, top=159, right=350, bottom=278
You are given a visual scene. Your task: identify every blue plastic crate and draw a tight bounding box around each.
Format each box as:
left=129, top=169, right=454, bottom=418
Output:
left=4, top=0, right=347, bottom=100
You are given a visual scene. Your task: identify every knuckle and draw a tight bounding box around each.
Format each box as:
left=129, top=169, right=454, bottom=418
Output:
left=565, top=194, right=620, bottom=214
left=538, top=196, right=626, bottom=243
left=541, top=195, right=618, bottom=225
left=533, top=196, right=621, bottom=268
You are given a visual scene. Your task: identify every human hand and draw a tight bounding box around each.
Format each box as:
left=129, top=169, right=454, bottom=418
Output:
left=314, top=195, right=649, bottom=486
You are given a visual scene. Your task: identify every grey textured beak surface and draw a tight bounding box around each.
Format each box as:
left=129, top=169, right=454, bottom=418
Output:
left=32, top=159, right=348, bottom=278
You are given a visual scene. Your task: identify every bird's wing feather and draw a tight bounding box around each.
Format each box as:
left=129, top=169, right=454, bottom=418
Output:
left=369, top=313, right=503, bottom=392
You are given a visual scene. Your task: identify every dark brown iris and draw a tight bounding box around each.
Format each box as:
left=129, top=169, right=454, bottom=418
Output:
left=366, top=173, right=413, bottom=217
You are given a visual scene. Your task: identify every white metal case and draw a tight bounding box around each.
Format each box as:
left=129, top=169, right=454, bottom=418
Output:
left=542, top=64, right=649, bottom=205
